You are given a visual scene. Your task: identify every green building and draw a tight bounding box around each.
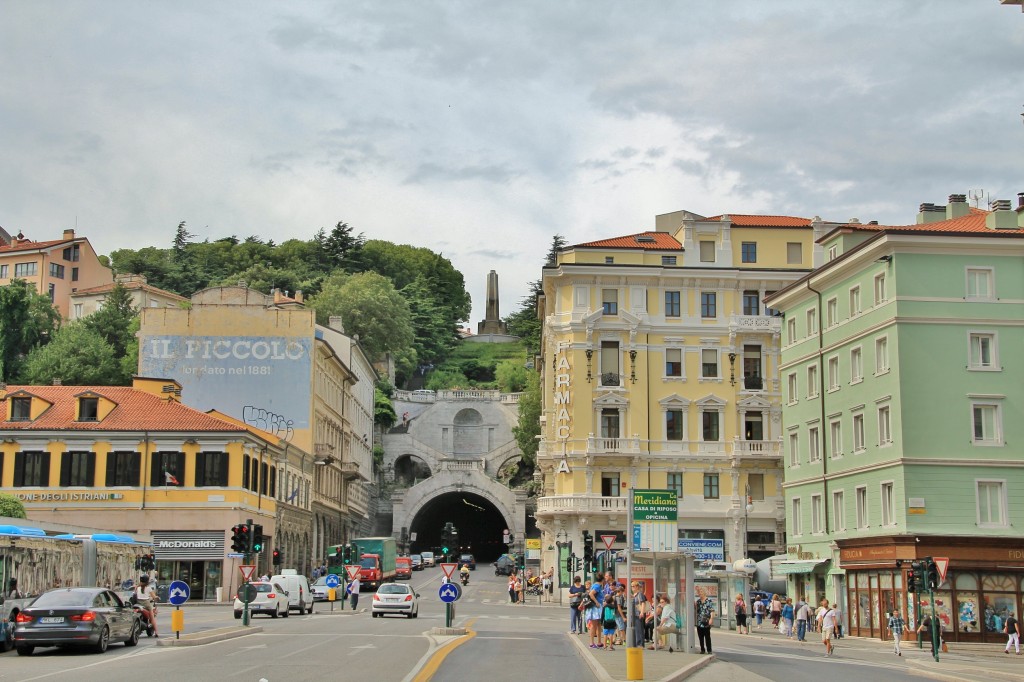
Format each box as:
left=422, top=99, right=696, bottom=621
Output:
left=766, top=194, right=1024, bottom=643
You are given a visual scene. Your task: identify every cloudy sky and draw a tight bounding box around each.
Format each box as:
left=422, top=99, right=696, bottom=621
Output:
left=2, top=1, right=1021, bottom=324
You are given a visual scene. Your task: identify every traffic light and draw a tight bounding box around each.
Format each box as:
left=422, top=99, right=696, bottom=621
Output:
left=575, top=556, right=584, bottom=573
left=272, top=548, right=282, bottom=566
left=925, top=557, right=939, bottom=591
left=251, top=524, right=264, bottom=553
left=566, top=553, right=575, bottom=574
left=582, top=530, right=594, bottom=566
left=907, top=569, right=917, bottom=593
left=231, top=523, right=250, bottom=553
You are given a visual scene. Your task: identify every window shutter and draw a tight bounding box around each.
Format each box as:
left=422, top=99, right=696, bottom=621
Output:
left=105, top=453, right=116, bottom=486
left=151, top=453, right=162, bottom=487
left=129, top=453, right=141, bottom=486
left=218, top=454, right=229, bottom=487
left=40, top=454, right=50, bottom=486
left=60, top=452, right=71, bottom=486
left=13, top=452, right=24, bottom=487
left=87, top=452, right=96, bottom=487
left=195, top=451, right=206, bottom=487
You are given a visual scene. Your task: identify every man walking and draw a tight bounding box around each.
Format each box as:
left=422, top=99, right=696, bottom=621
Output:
left=818, top=602, right=837, bottom=657
left=694, top=587, right=715, bottom=655
left=887, top=609, right=905, bottom=656
left=1004, top=611, right=1021, bottom=655
left=795, top=600, right=811, bottom=642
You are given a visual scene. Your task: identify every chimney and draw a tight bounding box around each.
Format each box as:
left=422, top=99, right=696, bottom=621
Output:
left=1017, top=193, right=1024, bottom=211
left=986, top=199, right=1018, bottom=230
left=916, top=202, right=947, bottom=225
left=946, top=194, right=969, bottom=219
left=294, top=289, right=303, bottom=303
left=63, top=228, right=75, bottom=240
left=52, top=378, right=62, bottom=386
left=328, top=315, right=345, bottom=333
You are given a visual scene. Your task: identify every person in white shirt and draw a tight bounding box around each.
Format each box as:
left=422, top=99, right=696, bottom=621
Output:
left=819, top=602, right=838, bottom=657
left=348, top=576, right=361, bottom=610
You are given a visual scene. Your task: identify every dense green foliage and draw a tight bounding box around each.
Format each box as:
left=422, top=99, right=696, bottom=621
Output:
left=503, top=235, right=564, bottom=358
left=0, top=493, right=27, bottom=519
left=428, top=341, right=528, bottom=390
left=0, top=279, right=61, bottom=382
left=20, top=322, right=123, bottom=385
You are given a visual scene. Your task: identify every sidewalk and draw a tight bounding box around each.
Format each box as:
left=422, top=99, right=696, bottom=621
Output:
left=567, top=632, right=714, bottom=682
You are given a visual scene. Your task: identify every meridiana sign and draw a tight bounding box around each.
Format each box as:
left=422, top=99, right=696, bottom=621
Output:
left=632, top=489, right=678, bottom=553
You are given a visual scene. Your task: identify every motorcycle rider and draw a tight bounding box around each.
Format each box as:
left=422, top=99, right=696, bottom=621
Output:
left=134, top=575, right=159, bottom=637
left=460, top=563, right=471, bottom=584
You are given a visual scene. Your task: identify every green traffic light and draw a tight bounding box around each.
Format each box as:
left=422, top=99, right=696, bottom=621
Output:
left=442, top=546, right=449, bottom=554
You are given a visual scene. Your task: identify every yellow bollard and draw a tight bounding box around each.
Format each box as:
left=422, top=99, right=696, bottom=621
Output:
left=171, top=608, right=184, bottom=633
left=626, top=646, right=644, bottom=680
left=328, top=588, right=336, bottom=601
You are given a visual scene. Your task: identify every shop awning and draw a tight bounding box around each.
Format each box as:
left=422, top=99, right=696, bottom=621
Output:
left=773, top=559, right=830, bottom=575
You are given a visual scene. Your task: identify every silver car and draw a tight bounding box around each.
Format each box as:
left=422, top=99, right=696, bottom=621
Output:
left=371, top=583, right=420, bottom=618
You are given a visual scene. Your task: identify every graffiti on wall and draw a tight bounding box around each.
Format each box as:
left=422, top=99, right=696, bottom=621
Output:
left=242, top=405, right=295, bottom=441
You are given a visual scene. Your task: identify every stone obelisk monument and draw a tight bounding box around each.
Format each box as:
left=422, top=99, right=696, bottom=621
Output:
left=477, top=270, right=508, bottom=335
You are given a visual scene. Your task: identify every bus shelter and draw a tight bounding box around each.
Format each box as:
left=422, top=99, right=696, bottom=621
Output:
left=626, top=550, right=698, bottom=653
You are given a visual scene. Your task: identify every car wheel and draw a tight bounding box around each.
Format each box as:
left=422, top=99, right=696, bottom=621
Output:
left=94, top=625, right=110, bottom=653
left=0, top=624, right=13, bottom=652
left=271, top=605, right=280, bottom=618
left=234, top=611, right=242, bottom=619
left=16, top=646, right=33, bottom=656
left=282, top=606, right=290, bottom=618
left=125, top=620, right=140, bottom=647
left=307, top=602, right=314, bottom=615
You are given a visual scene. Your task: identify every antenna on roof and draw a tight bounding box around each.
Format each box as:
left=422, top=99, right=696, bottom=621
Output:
left=968, top=189, right=988, bottom=208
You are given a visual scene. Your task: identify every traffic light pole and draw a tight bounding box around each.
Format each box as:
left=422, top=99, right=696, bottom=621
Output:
left=243, top=518, right=253, bottom=627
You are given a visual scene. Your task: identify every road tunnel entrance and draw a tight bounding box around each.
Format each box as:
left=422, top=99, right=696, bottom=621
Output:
left=409, top=491, right=508, bottom=562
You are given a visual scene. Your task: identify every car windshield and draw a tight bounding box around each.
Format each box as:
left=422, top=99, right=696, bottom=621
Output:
left=359, top=557, right=376, bottom=569
left=378, top=584, right=410, bottom=595
left=411, top=555, right=421, bottom=561
left=31, top=590, right=95, bottom=608
left=313, top=577, right=330, bottom=586
left=397, top=560, right=410, bottom=566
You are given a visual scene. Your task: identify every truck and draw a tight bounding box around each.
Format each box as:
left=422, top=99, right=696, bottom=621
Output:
left=352, top=537, right=397, bottom=591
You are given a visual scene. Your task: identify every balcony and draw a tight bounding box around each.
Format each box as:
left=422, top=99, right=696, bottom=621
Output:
left=339, top=461, right=363, bottom=480
left=536, top=495, right=631, bottom=517
left=733, top=439, right=782, bottom=458
left=729, top=315, right=782, bottom=334
left=599, top=372, right=621, bottom=387
left=743, top=375, right=764, bottom=391
left=587, top=435, right=641, bottom=455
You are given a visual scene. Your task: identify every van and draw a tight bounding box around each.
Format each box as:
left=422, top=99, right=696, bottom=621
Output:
left=420, top=551, right=435, bottom=567
left=271, top=570, right=315, bottom=614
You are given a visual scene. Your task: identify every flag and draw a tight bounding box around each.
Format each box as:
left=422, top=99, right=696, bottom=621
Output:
left=287, top=486, right=299, bottom=503
left=164, top=469, right=180, bottom=486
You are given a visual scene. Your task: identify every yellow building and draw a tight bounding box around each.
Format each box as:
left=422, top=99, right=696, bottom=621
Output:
left=0, top=377, right=287, bottom=600
left=536, top=210, right=841, bottom=581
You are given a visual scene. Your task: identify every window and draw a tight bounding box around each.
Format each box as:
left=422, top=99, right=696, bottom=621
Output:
left=666, top=409, right=684, bottom=441
left=743, top=290, right=759, bottom=316
left=48, top=283, right=55, bottom=302
left=787, top=318, right=796, bottom=342
left=600, top=340, right=620, bottom=386
left=873, top=272, right=887, bottom=304
left=700, top=291, right=716, bottom=318
left=850, top=347, right=863, bottom=383
left=600, top=408, right=620, bottom=439
left=811, top=494, right=823, bottom=534
left=764, top=290, right=779, bottom=316
left=874, top=336, right=889, bottom=373
left=73, top=303, right=83, bottom=318
left=151, top=451, right=185, bottom=487
left=747, top=473, right=764, bottom=500
left=667, top=472, right=683, bottom=499
left=743, top=344, right=762, bottom=385
left=605, top=256, right=614, bottom=264
left=665, top=348, right=682, bottom=377
left=13, top=451, right=50, bottom=487
left=699, top=240, right=715, bottom=262
left=662, top=255, right=677, bottom=266
left=71, top=267, right=79, bottom=282
left=852, top=413, right=865, bottom=452
left=977, top=480, right=1006, bottom=526
left=63, top=244, right=80, bottom=262
left=78, top=397, right=99, bottom=421
left=105, top=451, right=141, bottom=486
left=601, top=472, right=620, bottom=497
left=806, top=308, right=817, bottom=335
left=602, top=289, right=618, bottom=315
left=966, top=268, right=993, bottom=299
left=702, top=473, right=719, bottom=499
left=827, top=356, right=839, bottom=391
left=881, top=482, right=894, bottom=526
left=878, top=405, right=892, bottom=445
left=702, top=411, right=720, bottom=441
left=701, top=349, right=718, bottom=378
left=972, top=403, right=1002, bottom=445
left=830, top=420, right=843, bottom=458
left=791, top=498, right=802, bottom=535
left=787, top=373, right=798, bottom=404
left=14, top=262, right=37, bottom=277
left=787, top=242, right=802, bottom=265
left=856, top=486, right=868, bottom=529
left=741, top=242, right=757, bottom=263
left=195, top=452, right=229, bottom=487
left=969, top=333, right=997, bottom=370
left=828, top=245, right=838, bottom=261
left=60, top=451, right=95, bottom=487
left=826, top=297, right=838, bottom=327
left=0, top=264, right=7, bottom=278
left=807, top=365, right=818, bottom=398
left=788, top=432, right=800, bottom=466
left=11, top=397, right=31, bottom=421
left=849, top=286, right=861, bottom=316
left=808, top=426, right=820, bottom=462
left=664, top=291, right=680, bottom=317
left=832, top=491, right=846, bottom=532
left=49, top=263, right=65, bottom=279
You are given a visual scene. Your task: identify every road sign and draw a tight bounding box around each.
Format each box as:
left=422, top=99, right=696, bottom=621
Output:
left=167, top=580, right=190, bottom=606
left=345, top=565, right=361, bottom=581
left=677, top=538, right=725, bottom=561
left=227, top=553, right=244, bottom=559
left=440, top=563, right=458, bottom=579
left=240, top=583, right=257, bottom=603
left=601, top=535, right=616, bottom=551
left=239, top=564, right=257, bottom=583
left=324, top=574, right=340, bottom=589
left=933, top=556, right=950, bottom=584
left=438, top=582, right=462, bottom=603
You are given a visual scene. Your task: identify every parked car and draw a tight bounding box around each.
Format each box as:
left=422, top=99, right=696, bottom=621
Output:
left=233, top=581, right=290, bottom=619
left=458, top=553, right=476, bottom=570
left=420, top=551, right=435, bottom=567
left=410, top=554, right=423, bottom=571
left=310, top=576, right=332, bottom=602
left=271, top=571, right=315, bottom=614
left=371, top=583, right=419, bottom=618
left=13, top=587, right=142, bottom=655
left=396, top=557, right=412, bottom=579
left=493, top=554, right=516, bottom=576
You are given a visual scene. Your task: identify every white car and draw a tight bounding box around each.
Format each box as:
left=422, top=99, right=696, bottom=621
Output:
left=233, top=581, right=290, bottom=619
left=310, top=576, right=332, bottom=602
left=371, top=583, right=420, bottom=618
left=420, top=551, right=435, bottom=567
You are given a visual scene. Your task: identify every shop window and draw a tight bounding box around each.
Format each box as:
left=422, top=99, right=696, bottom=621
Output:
left=105, top=451, right=140, bottom=486
left=195, top=452, right=229, bottom=487
left=151, top=451, right=185, bottom=487
left=13, top=451, right=50, bottom=486
left=60, top=451, right=95, bottom=487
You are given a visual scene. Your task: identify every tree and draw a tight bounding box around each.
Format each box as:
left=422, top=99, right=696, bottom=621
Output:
left=172, top=221, right=195, bottom=261
left=0, top=493, right=26, bottom=519
left=323, top=221, right=365, bottom=270
left=19, top=322, right=123, bottom=386
left=511, top=370, right=541, bottom=470
left=309, top=271, right=414, bottom=361
left=401, top=276, right=455, bottom=366
left=374, top=387, right=397, bottom=428
left=0, top=279, right=60, bottom=382
left=83, top=281, right=138, bottom=358
left=504, top=234, right=563, bottom=358
left=495, top=360, right=530, bottom=393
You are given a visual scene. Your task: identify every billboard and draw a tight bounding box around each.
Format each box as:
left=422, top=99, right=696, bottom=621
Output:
left=140, top=335, right=312, bottom=439
left=632, top=489, right=678, bottom=553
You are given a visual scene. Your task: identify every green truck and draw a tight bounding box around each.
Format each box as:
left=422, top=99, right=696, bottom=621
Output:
left=353, top=537, right=397, bottom=590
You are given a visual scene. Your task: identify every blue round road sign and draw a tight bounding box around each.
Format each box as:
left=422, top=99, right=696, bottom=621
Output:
left=438, top=582, right=462, bottom=603
left=324, top=574, right=340, bottom=589
left=167, top=580, right=191, bottom=605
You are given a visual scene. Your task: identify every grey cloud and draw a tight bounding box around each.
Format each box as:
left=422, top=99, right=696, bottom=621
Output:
left=404, top=162, right=521, bottom=185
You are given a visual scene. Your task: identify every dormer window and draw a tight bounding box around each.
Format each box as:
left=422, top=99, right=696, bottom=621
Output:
left=11, top=397, right=31, bottom=421
left=78, top=397, right=99, bottom=422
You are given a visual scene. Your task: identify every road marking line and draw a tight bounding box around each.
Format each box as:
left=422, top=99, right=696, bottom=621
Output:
left=407, top=617, right=478, bottom=682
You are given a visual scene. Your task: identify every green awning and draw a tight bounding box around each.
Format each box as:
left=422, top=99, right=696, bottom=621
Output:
left=774, top=559, right=830, bottom=575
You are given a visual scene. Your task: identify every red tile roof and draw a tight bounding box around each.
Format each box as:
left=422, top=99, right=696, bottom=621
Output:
left=704, top=215, right=813, bottom=227
left=70, top=280, right=186, bottom=300
left=0, top=238, right=74, bottom=254
left=575, top=232, right=683, bottom=250
left=0, top=386, right=242, bottom=432
left=839, top=208, right=1024, bottom=236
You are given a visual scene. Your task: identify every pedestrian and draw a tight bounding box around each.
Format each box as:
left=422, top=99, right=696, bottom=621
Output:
left=770, top=594, right=782, bottom=629
left=795, top=600, right=811, bottom=642
left=602, top=594, right=618, bottom=650
left=917, top=615, right=936, bottom=657
left=586, top=575, right=605, bottom=649
left=515, top=573, right=524, bottom=604
left=753, top=597, right=765, bottom=629
left=569, top=576, right=586, bottom=634
left=508, top=574, right=517, bottom=603
left=814, top=597, right=828, bottom=633
left=782, top=598, right=795, bottom=638
left=7, top=578, right=24, bottom=599
left=886, top=609, right=905, bottom=656
left=631, top=581, right=648, bottom=648
left=656, top=596, right=678, bottom=652
left=1004, top=611, right=1021, bottom=655
left=833, top=603, right=844, bottom=639
left=614, top=583, right=627, bottom=645
left=543, top=567, right=554, bottom=602
left=735, top=594, right=748, bottom=634
left=695, top=587, right=715, bottom=654
left=348, top=574, right=360, bottom=611
left=819, top=601, right=837, bottom=657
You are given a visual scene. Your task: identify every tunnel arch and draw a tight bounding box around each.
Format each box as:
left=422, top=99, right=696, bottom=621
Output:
left=408, top=491, right=508, bottom=561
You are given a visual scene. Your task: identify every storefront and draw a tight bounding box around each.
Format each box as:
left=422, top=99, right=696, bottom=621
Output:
left=152, top=531, right=225, bottom=601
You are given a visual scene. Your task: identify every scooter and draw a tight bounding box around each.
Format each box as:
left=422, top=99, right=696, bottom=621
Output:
left=133, top=603, right=156, bottom=637
left=460, top=572, right=470, bottom=587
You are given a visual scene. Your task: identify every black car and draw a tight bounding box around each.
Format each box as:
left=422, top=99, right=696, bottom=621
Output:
left=493, top=555, right=516, bottom=576
left=458, top=554, right=476, bottom=570
left=14, top=587, right=142, bottom=655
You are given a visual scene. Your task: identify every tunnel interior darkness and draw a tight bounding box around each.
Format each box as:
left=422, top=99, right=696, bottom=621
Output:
left=409, top=491, right=508, bottom=562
